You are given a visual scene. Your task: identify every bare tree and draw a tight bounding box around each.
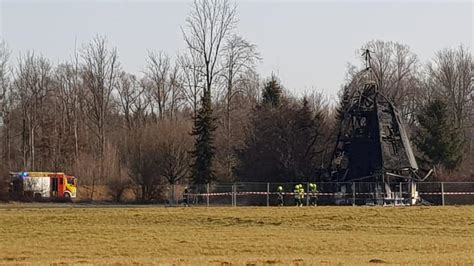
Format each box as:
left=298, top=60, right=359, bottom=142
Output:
left=0, top=40, right=12, bottom=171
left=144, top=51, right=185, bottom=121
left=363, top=41, right=418, bottom=98
left=157, top=121, right=193, bottom=185
left=182, top=0, right=237, bottom=96
left=220, top=34, right=259, bottom=179
left=145, top=51, right=171, bottom=121
left=346, top=40, right=420, bottom=126
left=168, top=62, right=183, bottom=120
left=236, top=68, right=261, bottom=105
left=0, top=40, right=10, bottom=122
left=134, top=77, right=152, bottom=127
left=303, top=91, right=333, bottom=168
left=103, top=142, right=131, bottom=203
left=116, top=71, right=147, bottom=181
left=55, top=60, right=82, bottom=163
left=127, top=126, right=164, bottom=202
left=81, top=35, right=120, bottom=199
left=14, top=52, right=52, bottom=170
left=116, top=72, right=144, bottom=130
left=427, top=45, right=472, bottom=130
left=178, top=51, right=203, bottom=119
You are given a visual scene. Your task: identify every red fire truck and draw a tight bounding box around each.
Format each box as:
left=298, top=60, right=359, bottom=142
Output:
left=10, top=172, right=78, bottom=201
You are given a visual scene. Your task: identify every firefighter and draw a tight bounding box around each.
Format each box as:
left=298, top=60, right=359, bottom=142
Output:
left=294, top=184, right=300, bottom=206
left=276, top=186, right=284, bottom=206
left=309, top=183, right=318, bottom=206
left=298, top=184, right=305, bottom=207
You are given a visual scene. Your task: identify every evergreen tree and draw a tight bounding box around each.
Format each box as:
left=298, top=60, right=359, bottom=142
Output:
left=236, top=85, right=324, bottom=183
left=292, top=97, right=323, bottom=178
left=414, top=99, right=463, bottom=171
left=261, top=76, right=282, bottom=108
left=190, top=90, right=216, bottom=184
left=335, top=85, right=350, bottom=122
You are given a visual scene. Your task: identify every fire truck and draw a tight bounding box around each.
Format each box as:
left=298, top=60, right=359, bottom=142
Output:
left=10, top=172, right=78, bottom=201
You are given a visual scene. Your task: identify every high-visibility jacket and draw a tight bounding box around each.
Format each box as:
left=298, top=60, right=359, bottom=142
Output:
left=299, top=188, right=305, bottom=198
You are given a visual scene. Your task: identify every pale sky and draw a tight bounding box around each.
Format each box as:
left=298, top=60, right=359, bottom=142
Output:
left=0, top=0, right=472, bottom=99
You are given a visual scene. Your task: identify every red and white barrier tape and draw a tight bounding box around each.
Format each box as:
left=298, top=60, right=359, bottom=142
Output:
left=419, top=192, right=474, bottom=195
left=186, top=191, right=474, bottom=197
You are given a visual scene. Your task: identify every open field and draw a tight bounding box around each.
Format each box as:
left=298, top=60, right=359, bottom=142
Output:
left=0, top=205, right=473, bottom=265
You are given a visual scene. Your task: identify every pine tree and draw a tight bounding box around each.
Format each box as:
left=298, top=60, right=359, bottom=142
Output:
left=414, top=99, right=463, bottom=171
left=261, top=76, right=282, bottom=108
left=190, top=90, right=216, bottom=184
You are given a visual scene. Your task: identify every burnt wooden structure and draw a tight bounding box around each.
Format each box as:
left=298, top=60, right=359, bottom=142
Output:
left=330, top=53, right=427, bottom=204
left=331, top=80, right=419, bottom=183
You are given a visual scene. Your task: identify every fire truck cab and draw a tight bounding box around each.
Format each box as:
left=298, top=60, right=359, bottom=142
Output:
left=10, top=172, right=78, bottom=201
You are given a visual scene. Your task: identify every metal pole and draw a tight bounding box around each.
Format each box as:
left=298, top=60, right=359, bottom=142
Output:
left=174, top=184, right=177, bottom=206
left=352, top=182, right=356, bottom=206
left=306, top=182, right=310, bottom=206
left=410, top=181, right=415, bottom=206
left=441, top=182, right=445, bottom=206
left=172, top=184, right=175, bottom=206
left=233, top=183, right=237, bottom=207
left=231, top=184, right=234, bottom=207
left=206, top=183, right=209, bottom=207
left=399, top=182, right=402, bottom=205
left=232, top=183, right=236, bottom=207
left=266, top=183, right=270, bottom=207
left=236, top=184, right=238, bottom=207
left=169, top=185, right=172, bottom=206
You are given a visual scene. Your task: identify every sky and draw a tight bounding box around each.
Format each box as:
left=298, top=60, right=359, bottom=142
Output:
left=0, top=0, right=472, bottom=100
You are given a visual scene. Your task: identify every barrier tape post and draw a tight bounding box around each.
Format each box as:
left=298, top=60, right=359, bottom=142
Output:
left=352, top=182, right=356, bottom=206
left=206, top=183, right=210, bottom=207
left=231, top=184, right=233, bottom=207
left=174, top=184, right=177, bottom=206
left=266, top=183, right=270, bottom=207
left=441, top=182, right=445, bottom=206
left=236, top=184, right=238, bottom=207
left=306, top=182, right=310, bottom=206
left=169, top=185, right=173, bottom=206
left=172, top=184, right=175, bottom=206
left=399, top=182, right=402, bottom=204
left=232, top=183, right=236, bottom=207
left=235, top=184, right=238, bottom=207
left=169, top=184, right=174, bottom=206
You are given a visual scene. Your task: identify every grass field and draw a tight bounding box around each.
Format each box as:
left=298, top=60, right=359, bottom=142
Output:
left=0, top=205, right=473, bottom=265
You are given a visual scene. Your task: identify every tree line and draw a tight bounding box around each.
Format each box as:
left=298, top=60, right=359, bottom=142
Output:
left=0, top=0, right=472, bottom=201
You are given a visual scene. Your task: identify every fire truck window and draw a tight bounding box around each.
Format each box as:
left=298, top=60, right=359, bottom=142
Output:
left=52, top=178, right=58, bottom=192
left=68, top=179, right=74, bottom=185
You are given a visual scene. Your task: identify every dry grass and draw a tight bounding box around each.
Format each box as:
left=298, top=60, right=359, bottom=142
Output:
left=0, top=206, right=473, bottom=265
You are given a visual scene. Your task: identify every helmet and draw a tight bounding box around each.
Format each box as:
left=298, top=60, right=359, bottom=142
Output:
left=277, top=186, right=283, bottom=191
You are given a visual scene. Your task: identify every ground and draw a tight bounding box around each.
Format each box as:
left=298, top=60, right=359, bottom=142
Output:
left=0, top=205, right=473, bottom=265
